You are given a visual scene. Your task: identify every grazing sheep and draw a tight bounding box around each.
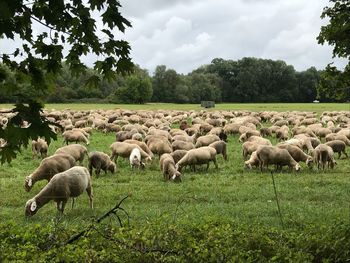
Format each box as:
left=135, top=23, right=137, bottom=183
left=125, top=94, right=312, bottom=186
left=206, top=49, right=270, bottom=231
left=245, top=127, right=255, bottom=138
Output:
left=247, top=136, right=272, bottom=146
left=129, top=148, right=145, bottom=170
left=276, top=125, right=289, bottom=141
left=146, top=137, right=173, bottom=157
left=123, top=139, right=154, bottom=158
left=325, top=140, right=348, bottom=159
left=88, top=151, right=116, bottom=176
left=115, top=130, right=138, bottom=142
left=160, top=154, right=182, bottom=182
left=63, top=130, right=89, bottom=145
left=244, top=151, right=260, bottom=169
left=172, top=140, right=195, bottom=151
left=195, top=134, right=220, bottom=148
left=209, top=141, right=228, bottom=161
left=256, top=146, right=301, bottom=172
left=25, top=166, right=93, bottom=216
left=326, top=133, right=350, bottom=146
left=55, top=144, right=88, bottom=164
left=238, top=130, right=261, bottom=143
left=175, top=146, right=218, bottom=172
left=32, top=138, right=48, bottom=159
left=260, top=127, right=272, bottom=137
left=110, top=142, right=152, bottom=163
left=313, top=144, right=337, bottom=170
left=170, top=150, right=188, bottom=164
left=24, top=154, right=76, bottom=192
left=242, top=141, right=262, bottom=160
left=277, top=144, right=313, bottom=167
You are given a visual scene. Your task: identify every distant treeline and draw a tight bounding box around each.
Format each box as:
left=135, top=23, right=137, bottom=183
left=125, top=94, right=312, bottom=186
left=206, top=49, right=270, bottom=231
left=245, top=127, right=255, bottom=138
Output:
left=0, top=57, right=339, bottom=104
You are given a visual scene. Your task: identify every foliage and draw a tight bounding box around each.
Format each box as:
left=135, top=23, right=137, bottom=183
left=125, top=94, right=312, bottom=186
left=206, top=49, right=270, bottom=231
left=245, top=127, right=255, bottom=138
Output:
left=317, top=0, right=350, bottom=102
left=0, top=0, right=133, bottom=162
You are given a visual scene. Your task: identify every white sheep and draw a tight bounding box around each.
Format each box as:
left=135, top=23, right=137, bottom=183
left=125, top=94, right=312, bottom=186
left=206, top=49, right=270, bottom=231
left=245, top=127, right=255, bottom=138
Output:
left=129, top=148, right=145, bottom=169
left=25, top=166, right=93, bottom=216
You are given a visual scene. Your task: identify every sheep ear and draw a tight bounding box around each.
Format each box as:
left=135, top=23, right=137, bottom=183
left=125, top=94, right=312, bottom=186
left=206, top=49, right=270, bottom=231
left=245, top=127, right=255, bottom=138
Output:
left=30, top=201, right=37, bottom=212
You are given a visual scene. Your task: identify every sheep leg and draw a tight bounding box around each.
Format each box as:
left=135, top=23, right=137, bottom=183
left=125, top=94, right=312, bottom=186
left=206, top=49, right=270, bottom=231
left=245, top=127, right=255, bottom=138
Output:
left=86, top=186, right=93, bottom=209
left=338, top=152, right=341, bottom=159
left=206, top=162, right=209, bottom=171
left=213, top=158, right=218, bottom=169
left=343, top=151, right=348, bottom=159
left=71, top=198, right=75, bottom=209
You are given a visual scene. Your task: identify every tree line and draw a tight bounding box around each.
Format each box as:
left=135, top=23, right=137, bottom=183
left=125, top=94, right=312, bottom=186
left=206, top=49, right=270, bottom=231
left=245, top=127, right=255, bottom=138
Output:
left=0, top=57, right=346, bottom=104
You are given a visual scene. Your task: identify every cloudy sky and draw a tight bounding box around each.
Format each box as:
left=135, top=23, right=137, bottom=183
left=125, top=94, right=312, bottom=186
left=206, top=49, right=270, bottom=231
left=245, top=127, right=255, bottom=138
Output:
left=118, top=0, right=347, bottom=74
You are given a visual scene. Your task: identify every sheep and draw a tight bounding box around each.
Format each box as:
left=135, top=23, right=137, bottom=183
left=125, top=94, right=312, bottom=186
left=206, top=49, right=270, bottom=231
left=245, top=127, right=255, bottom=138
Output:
left=260, top=127, right=272, bottom=137
left=25, top=166, right=93, bottom=216
left=110, top=142, right=152, bottom=163
left=88, top=151, right=116, bottom=176
left=170, top=150, right=188, bottom=164
left=31, top=138, right=48, bottom=159
left=247, top=136, right=272, bottom=146
left=244, top=151, right=260, bottom=169
left=256, top=146, right=301, bottom=172
left=276, top=125, right=289, bottom=141
left=195, top=134, right=220, bottom=148
left=315, top=127, right=332, bottom=139
left=242, top=141, right=264, bottom=160
left=326, top=133, right=350, bottom=146
left=175, top=146, right=218, bottom=172
left=62, top=130, right=89, bottom=145
left=24, top=153, right=76, bottom=192
left=325, top=140, right=348, bottom=159
left=146, top=137, right=173, bottom=157
left=123, top=139, right=154, bottom=158
left=55, top=144, right=88, bottom=164
left=160, top=154, right=182, bottom=182
left=115, top=130, right=138, bottom=142
left=277, top=144, right=313, bottom=167
left=209, top=141, right=228, bottom=161
left=172, top=140, right=195, bottom=151
left=129, top=148, right=145, bottom=170
left=238, top=130, right=261, bottom=143
left=313, top=144, right=337, bottom=170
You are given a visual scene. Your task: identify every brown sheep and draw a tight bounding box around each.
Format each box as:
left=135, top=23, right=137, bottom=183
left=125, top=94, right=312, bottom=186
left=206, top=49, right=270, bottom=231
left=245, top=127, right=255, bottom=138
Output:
left=110, top=142, right=152, bottom=163
left=325, top=140, right=348, bottom=159
left=175, top=146, right=218, bottom=172
left=172, top=140, right=195, bottom=151
left=32, top=138, right=48, bottom=159
left=313, top=144, right=337, bottom=170
left=24, top=153, right=76, bottom=192
left=256, top=146, right=301, bottom=172
left=55, top=144, right=88, bottom=164
left=160, top=154, right=182, bottom=182
left=209, top=141, right=228, bottom=161
left=277, top=144, right=313, bottom=167
left=88, top=151, right=116, bottom=176
left=195, top=134, right=220, bottom=148
left=170, top=150, right=188, bottom=164
left=63, top=130, right=89, bottom=145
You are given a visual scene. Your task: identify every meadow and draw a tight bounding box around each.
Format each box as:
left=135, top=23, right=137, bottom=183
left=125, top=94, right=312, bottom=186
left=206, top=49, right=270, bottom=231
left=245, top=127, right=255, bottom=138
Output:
left=0, top=103, right=349, bottom=262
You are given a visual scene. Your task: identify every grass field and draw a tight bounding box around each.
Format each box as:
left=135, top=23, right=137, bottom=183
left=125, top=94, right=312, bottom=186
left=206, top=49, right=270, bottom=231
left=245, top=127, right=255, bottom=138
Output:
left=1, top=103, right=350, bottom=261
left=1, top=102, right=349, bottom=113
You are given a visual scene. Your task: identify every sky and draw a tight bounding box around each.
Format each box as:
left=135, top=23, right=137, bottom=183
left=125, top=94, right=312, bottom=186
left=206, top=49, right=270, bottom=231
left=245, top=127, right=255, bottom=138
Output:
left=0, top=0, right=346, bottom=75
left=117, top=0, right=347, bottom=74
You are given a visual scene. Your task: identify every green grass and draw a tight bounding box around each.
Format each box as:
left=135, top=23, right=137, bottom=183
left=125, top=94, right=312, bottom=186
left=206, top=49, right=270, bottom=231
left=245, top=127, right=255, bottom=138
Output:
left=1, top=132, right=349, bottom=230
left=1, top=102, right=349, bottom=113
left=1, top=104, right=350, bottom=261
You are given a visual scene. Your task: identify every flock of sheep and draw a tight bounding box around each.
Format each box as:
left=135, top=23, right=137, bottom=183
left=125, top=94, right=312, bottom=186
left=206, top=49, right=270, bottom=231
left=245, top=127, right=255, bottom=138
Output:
left=1, top=108, right=349, bottom=217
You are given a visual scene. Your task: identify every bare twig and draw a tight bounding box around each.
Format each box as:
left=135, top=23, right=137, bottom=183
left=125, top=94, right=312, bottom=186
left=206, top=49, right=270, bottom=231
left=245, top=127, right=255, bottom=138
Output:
left=66, top=195, right=130, bottom=244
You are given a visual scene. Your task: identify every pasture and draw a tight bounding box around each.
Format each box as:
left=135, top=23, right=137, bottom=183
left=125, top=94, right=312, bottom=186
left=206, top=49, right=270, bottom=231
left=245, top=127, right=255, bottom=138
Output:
left=0, top=103, right=349, bottom=262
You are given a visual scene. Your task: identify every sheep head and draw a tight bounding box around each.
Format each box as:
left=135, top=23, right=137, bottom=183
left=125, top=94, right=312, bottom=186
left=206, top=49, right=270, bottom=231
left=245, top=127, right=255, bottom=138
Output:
left=294, top=163, right=301, bottom=172
left=25, top=199, right=38, bottom=216
left=171, top=171, right=182, bottom=183
left=24, top=176, right=33, bottom=192
left=108, top=162, right=116, bottom=173
left=306, top=156, right=314, bottom=167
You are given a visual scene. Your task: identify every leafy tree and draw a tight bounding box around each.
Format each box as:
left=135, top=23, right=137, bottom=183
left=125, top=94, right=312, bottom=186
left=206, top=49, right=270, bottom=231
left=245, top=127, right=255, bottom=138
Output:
left=114, top=68, right=152, bottom=104
left=0, top=0, right=133, bottom=162
left=152, top=66, right=180, bottom=102
left=317, top=0, right=350, bottom=102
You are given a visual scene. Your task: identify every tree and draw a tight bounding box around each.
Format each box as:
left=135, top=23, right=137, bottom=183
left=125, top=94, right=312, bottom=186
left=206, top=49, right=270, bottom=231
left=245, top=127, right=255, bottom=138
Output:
left=114, top=68, right=153, bottom=104
left=0, top=0, right=133, bottom=163
left=317, top=0, right=350, bottom=102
